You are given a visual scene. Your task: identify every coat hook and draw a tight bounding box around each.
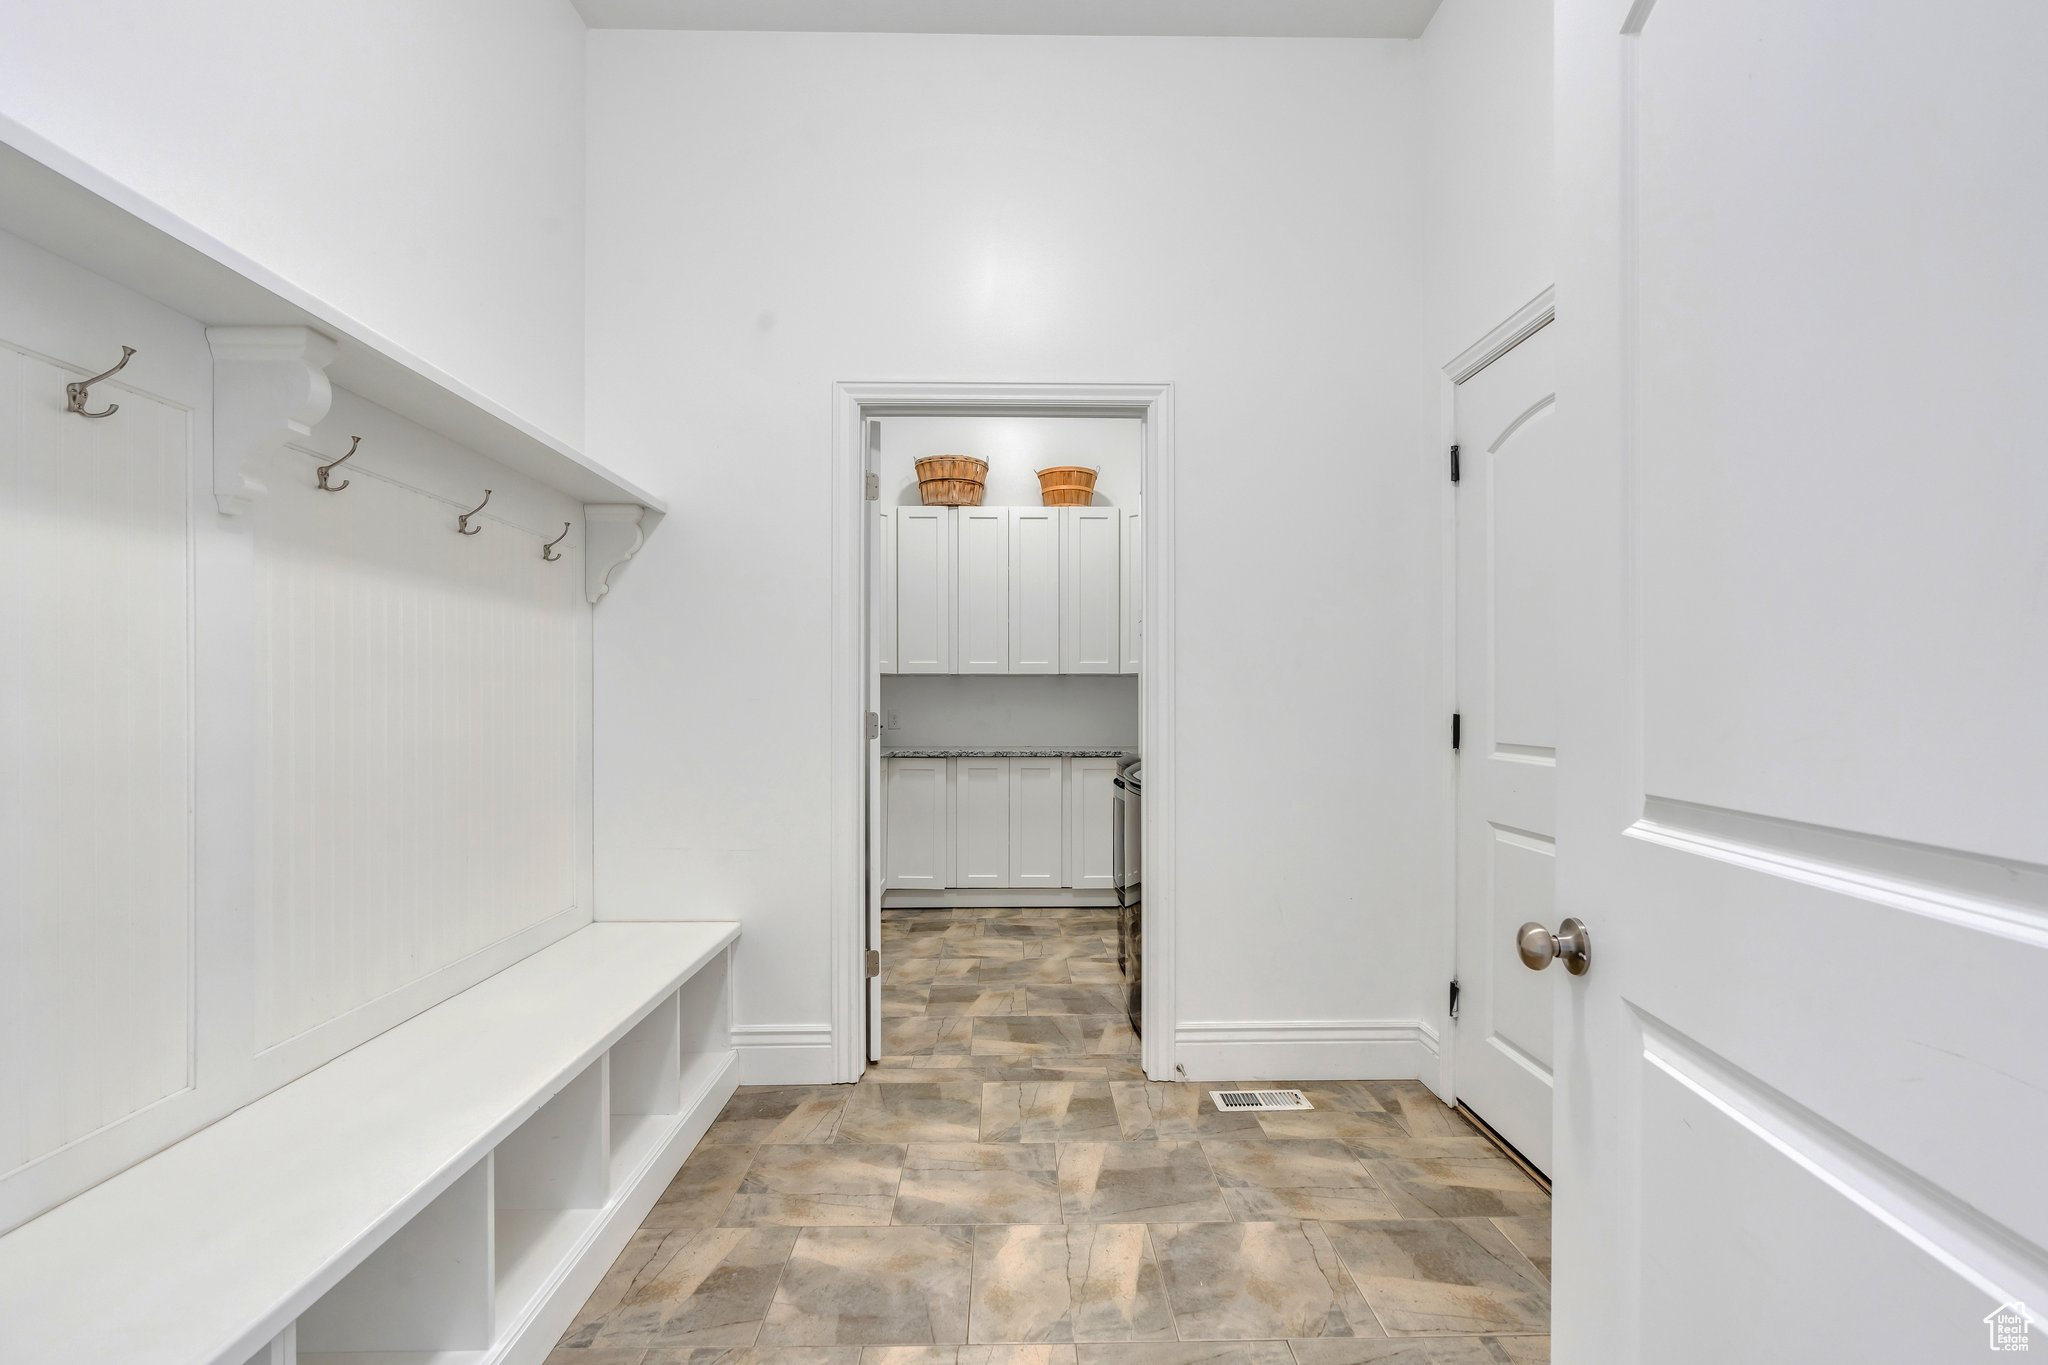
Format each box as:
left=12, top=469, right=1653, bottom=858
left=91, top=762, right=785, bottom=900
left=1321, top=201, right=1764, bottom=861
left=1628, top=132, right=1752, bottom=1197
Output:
left=457, top=489, right=492, bottom=535
left=65, top=345, right=137, bottom=419
left=541, top=522, right=570, bottom=561
left=317, top=435, right=361, bottom=492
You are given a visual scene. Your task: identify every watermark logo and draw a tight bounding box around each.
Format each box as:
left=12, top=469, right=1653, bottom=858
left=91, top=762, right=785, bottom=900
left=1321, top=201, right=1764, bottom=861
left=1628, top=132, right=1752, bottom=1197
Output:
left=1986, top=1302, right=2032, bottom=1352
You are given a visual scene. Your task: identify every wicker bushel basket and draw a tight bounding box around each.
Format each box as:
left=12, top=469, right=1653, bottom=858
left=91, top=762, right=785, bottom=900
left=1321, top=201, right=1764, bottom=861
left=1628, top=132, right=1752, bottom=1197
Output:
left=915, top=455, right=989, bottom=506
left=1035, top=465, right=1098, bottom=506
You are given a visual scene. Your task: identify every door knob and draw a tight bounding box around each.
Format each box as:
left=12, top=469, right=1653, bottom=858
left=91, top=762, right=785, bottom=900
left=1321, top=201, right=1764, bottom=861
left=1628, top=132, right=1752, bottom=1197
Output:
left=1517, top=918, right=1592, bottom=976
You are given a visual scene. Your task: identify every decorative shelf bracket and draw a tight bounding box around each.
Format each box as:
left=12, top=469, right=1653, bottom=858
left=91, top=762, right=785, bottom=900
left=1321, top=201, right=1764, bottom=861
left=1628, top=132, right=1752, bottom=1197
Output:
left=584, top=503, right=646, bottom=604
left=207, top=325, right=339, bottom=515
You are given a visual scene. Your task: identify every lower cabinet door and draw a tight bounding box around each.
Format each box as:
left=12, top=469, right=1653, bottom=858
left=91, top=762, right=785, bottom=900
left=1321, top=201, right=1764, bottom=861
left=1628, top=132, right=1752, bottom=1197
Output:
left=1068, top=758, right=1120, bottom=890
left=952, top=757, right=1010, bottom=889
left=883, top=758, right=950, bottom=889
left=1008, top=757, right=1065, bottom=890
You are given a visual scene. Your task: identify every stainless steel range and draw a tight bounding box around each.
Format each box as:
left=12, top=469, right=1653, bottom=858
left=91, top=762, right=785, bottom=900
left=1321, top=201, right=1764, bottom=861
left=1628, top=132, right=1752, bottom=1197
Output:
left=1112, top=759, right=1142, bottom=1037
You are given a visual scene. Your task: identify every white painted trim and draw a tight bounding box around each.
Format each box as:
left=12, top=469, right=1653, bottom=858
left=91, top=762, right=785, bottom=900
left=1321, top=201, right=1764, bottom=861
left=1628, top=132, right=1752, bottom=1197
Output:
left=583, top=503, right=646, bottom=604
left=732, top=1024, right=837, bottom=1085
left=1434, top=289, right=1557, bottom=1110
left=207, top=325, right=336, bottom=515
left=1174, top=1020, right=1438, bottom=1083
left=882, top=887, right=1116, bottom=910
left=831, top=380, right=1176, bottom=1082
left=1446, top=286, right=1556, bottom=385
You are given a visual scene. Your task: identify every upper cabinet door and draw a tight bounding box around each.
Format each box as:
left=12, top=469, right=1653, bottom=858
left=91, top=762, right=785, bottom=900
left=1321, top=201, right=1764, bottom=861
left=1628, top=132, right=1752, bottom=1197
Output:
left=954, top=508, right=1010, bottom=674
left=1120, top=509, right=1141, bottom=675
left=875, top=507, right=897, bottom=675
left=894, top=507, right=953, bottom=674
left=1008, top=507, right=1063, bottom=674
left=1061, top=507, right=1120, bottom=675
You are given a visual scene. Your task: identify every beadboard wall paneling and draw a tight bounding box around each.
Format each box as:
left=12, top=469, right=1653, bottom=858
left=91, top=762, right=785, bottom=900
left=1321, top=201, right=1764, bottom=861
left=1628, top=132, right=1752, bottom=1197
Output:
left=0, top=342, right=193, bottom=1179
left=251, top=457, right=582, bottom=1048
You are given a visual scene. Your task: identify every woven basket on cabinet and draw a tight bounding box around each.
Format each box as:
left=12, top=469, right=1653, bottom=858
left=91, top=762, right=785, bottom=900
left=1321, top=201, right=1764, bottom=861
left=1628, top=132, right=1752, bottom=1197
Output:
left=1035, top=465, right=1098, bottom=506
left=915, top=455, right=989, bottom=506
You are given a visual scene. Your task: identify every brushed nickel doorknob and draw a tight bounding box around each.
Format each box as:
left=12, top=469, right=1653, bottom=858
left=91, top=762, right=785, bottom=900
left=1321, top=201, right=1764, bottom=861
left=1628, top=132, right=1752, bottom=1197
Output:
left=1517, top=918, right=1592, bottom=976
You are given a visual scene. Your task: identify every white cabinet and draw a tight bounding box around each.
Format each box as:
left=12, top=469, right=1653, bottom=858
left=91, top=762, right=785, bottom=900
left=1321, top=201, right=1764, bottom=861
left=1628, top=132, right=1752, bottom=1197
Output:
left=877, top=505, right=1132, bottom=676
left=1120, top=508, right=1141, bottom=675
left=876, top=506, right=897, bottom=674
left=1008, top=508, right=1063, bottom=674
left=1062, top=507, right=1121, bottom=675
left=954, top=508, right=1010, bottom=674
left=894, top=506, right=953, bottom=674
left=952, top=757, right=1010, bottom=888
left=1008, top=756, right=1066, bottom=890
left=883, top=757, right=950, bottom=889
left=1067, top=757, right=1120, bottom=890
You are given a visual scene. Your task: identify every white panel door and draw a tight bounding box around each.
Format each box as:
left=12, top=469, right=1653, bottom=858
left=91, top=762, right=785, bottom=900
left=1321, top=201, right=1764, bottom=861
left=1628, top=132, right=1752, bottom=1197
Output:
left=1555, top=2, right=2048, bottom=1360
left=875, top=506, right=896, bottom=675
left=893, top=506, right=952, bottom=674
left=1452, top=321, right=1560, bottom=1175
left=952, top=757, right=1010, bottom=889
left=954, top=507, right=1009, bottom=674
left=1008, top=507, right=1063, bottom=674
left=1067, top=758, right=1119, bottom=890
left=1061, top=507, right=1119, bottom=675
left=882, top=758, right=949, bottom=890
left=1008, top=756, right=1065, bottom=890
left=1120, top=508, right=1141, bottom=674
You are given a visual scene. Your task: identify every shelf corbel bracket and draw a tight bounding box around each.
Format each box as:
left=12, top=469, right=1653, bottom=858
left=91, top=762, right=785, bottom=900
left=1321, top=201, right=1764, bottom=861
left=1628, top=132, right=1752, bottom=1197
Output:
left=206, top=325, right=339, bottom=515
left=584, top=503, right=647, bottom=604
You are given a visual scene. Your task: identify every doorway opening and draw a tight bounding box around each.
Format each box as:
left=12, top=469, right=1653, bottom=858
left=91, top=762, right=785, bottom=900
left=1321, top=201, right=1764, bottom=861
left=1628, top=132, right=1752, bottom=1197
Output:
left=828, top=382, right=1177, bottom=1084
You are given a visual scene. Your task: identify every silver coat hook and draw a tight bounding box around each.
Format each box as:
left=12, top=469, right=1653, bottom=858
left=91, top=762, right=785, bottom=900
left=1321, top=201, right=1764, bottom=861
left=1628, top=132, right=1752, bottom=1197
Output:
left=457, top=489, right=492, bottom=535
left=317, top=435, right=361, bottom=492
left=65, top=345, right=136, bottom=419
left=541, top=522, right=570, bottom=562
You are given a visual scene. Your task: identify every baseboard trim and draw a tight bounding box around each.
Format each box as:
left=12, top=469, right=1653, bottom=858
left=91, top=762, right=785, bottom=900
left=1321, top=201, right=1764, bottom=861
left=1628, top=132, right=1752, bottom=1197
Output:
left=883, top=888, right=1117, bottom=910
left=732, top=1024, right=836, bottom=1084
left=1174, top=1019, right=1436, bottom=1082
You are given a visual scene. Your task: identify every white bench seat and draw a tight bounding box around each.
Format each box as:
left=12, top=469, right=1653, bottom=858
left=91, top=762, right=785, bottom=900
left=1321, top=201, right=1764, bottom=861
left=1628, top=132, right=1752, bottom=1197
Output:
left=0, top=920, right=741, bottom=1365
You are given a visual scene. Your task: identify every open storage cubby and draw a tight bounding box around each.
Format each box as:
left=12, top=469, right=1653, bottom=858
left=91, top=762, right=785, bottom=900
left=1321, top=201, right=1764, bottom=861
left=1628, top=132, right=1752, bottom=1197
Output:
left=494, top=1058, right=609, bottom=1336
left=297, top=1157, right=494, bottom=1363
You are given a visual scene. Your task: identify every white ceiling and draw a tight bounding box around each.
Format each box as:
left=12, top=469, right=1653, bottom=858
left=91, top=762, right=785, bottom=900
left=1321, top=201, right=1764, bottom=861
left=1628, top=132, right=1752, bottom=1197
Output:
left=571, top=0, right=1445, bottom=39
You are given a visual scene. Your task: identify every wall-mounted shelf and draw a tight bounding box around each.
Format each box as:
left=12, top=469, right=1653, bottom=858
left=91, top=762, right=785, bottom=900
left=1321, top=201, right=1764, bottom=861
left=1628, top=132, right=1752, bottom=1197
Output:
left=0, top=116, right=665, bottom=516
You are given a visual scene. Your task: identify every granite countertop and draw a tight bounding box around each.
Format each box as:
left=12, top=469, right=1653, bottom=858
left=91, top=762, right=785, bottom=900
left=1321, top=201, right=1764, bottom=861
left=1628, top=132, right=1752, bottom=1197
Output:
left=883, top=747, right=1137, bottom=759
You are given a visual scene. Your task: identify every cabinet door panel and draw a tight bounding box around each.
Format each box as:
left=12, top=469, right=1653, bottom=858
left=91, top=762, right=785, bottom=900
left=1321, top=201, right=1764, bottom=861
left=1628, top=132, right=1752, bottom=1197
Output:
left=883, top=759, right=950, bottom=889
left=1008, top=757, right=1065, bottom=889
left=1062, top=508, right=1120, bottom=675
left=1009, top=508, right=1063, bottom=674
left=1067, top=758, right=1120, bottom=890
left=955, top=508, right=1010, bottom=674
left=1120, top=509, right=1141, bottom=674
left=952, top=757, right=1010, bottom=888
left=895, top=507, right=952, bottom=674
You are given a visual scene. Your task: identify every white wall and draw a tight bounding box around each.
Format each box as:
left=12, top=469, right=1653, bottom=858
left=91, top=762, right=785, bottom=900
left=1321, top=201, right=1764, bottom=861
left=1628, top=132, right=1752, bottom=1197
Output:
left=587, top=32, right=1438, bottom=1079
left=877, top=414, right=1141, bottom=507
left=881, top=675, right=1140, bottom=749
left=1416, top=0, right=1553, bottom=365
left=0, top=226, right=594, bottom=1233
left=0, top=0, right=589, bottom=446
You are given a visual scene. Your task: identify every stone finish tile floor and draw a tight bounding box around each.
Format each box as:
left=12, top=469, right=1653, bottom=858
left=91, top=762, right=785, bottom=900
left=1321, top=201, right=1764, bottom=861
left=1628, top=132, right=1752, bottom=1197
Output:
left=551, top=907, right=1551, bottom=1365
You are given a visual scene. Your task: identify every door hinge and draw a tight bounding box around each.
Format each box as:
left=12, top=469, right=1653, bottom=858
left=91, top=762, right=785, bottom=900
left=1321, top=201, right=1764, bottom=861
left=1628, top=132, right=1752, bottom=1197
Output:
left=866, top=949, right=881, bottom=978
left=1450, top=444, right=1461, bottom=484
left=867, top=710, right=880, bottom=739
left=1449, top=978, right=1461, bottom=1022
left=1451, top=712, right=1462, bottom=753
left=865, top=471, right=880, bottom=501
